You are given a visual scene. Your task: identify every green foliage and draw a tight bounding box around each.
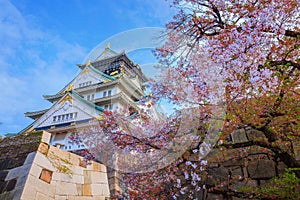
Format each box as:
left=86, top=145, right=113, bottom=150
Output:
left=242, top=168, right=300, bottom=199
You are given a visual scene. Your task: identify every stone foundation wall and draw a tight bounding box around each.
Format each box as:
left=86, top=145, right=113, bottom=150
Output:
left=0, top=131, right=110, bottom=200
left=186, top=127, right=300, bottom=200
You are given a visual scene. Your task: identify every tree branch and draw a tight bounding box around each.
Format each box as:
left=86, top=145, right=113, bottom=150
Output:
left=285, top=30, right=300, bottom=38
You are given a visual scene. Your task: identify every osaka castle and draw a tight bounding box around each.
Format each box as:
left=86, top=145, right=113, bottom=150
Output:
left=22, top=43, right=159, bottom=151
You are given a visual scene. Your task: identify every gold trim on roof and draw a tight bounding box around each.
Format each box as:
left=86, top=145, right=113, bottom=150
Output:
left=86, top=60, right=91, bottom=66
left=59, top=94, right=73, bottom=105
left=105, top=42, right=110, bottom=49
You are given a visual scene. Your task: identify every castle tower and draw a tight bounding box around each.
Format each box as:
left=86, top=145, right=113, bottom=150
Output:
left=23, top=45, right=151, bottom=151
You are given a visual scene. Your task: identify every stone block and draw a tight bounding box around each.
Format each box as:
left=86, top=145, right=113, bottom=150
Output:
left=277, top=162, right=287, bottom=174
left=92, top=162, right=107, bottom=172
left=29, top=163, right=43, bottom=178
left=33, top=152, right=56, bottom=172
left=91, top=183, right=110, bottom=196
left=48, top=146, right=69, bottom=163
left=206, top=167, right=228, bottom=187
left=55, top=195, right=69, bottom=200
left=222, top=158, right=243, bottom=167
left=51, top=172, right=61, bottom=181
left=55, top=181, right=78, bottom=196
left=68, top=154, right=80, bottom=166
left=76, top=184, right=83, bottom=196
left=92, top=196, right=109, bottom=200
left=230, top=167, right=243, bottom=180
left=74, top=197, right=93, bottom=200
left=79, top=159, right=87, bottom=168
left=246, top=128, right=265, bottom=141
left=60, top=173, right=84, bottom=184
left=82, top=184, right=92, bottom=196
left=84, top=171, right=108, bottom=184
left=71, top=166, right=84, bottom=175
left=21, top=175, right=55, bottom=199
left=231, top=129, right=248, bottom=143
left=247, top=160, right=276, bottom=179
left=35, top=191, right=48, bottom=200
left=39, top=169, right=53, bottom=184
left=41, top=131, right=51, bottom=144
left=38, top=143, right=49, bottom=155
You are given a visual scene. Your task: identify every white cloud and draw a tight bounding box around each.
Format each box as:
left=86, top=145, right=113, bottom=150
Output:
left=0, top=0, right=87, bottom=134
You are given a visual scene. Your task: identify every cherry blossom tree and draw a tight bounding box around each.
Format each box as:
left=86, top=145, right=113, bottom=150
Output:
left=74, top=0, right=300, bottom=199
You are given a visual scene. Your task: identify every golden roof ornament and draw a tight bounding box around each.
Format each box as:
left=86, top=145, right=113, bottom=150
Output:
left=105, top=42, right=110, bottom=49
left=66, top=83, right=74, bottom=92
left=86, top=60, right=91, bottom=66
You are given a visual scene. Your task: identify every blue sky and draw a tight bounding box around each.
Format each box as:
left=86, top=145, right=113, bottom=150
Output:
left=0, top=0, right=174, bottom=136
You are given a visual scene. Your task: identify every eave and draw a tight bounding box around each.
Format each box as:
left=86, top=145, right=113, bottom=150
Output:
left=24, top=108, right=50, bottom=120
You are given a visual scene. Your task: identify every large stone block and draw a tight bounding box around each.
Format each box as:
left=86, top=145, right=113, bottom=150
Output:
left=71, top=166, right=84, bottom=175
left=21, top=175, right=55, bottom=199
left=55, top=181, right=78, bottom=196
left=231, top=129, right=248, bottom=143
left=76, top=184, right=83, bottom=196
left=246, top=128, right=265, bottom=141
left=38, top=143, right=49, bottom=155
left=29, top=163, right=43, bottom=178
left=90, top=162, right=107, bottom=173
left=247, top=160, right=276, bottom=179
left=206, top=167, right=228, bottom=187
left=82, top=184, right=92, bottom=196
left=84, top=171, right=108, bottom=184
left=33, top=152, right=56, bottom=172
left=41, top=131, right=51, bottom=144
left=35, top=191, right=48, bottom=200
left=230, top=167, right=243, bottom=180
left=91, top=183, right=110, bottom=196
left=59, top=173, right=84, bottom=184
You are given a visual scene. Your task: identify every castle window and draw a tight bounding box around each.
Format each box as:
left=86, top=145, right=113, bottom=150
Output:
left=91, top=94, right=94, bottom=100
left=103, top=91, right=107, bottom=97
left=53, top=116, right=56, bottom=122
left=87, top=95, right=90, bottom=100
left=70, top=113, right=73, bottom=119
left=104, top=104, right=113, bottom=111
left=108, top=90, right=112, bottom=96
